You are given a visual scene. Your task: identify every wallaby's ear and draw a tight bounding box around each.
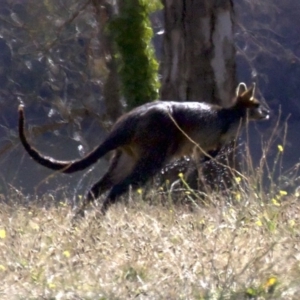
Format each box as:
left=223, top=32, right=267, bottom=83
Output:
left=240, top=82, right=256, bottom=100
left=236, top=82, right=247, bottom=97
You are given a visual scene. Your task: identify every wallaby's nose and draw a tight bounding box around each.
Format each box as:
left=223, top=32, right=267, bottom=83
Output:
left=262, top=107, right=270, bottom=120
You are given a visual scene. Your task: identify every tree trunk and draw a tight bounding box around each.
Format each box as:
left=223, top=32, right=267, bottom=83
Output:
left=92, top=0, right=123, bottom=121
left=160, top=0, right=238, bottom=191
left=161, top=0, right=236, bottom=106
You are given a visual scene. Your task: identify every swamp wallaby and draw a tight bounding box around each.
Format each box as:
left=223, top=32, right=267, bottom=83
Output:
left=18, top=82, right=269, bottom=215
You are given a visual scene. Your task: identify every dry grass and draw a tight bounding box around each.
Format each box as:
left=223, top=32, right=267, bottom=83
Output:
left=1, top=182, right=300, bottom=300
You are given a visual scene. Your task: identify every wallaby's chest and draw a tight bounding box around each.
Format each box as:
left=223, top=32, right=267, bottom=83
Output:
left=173, top=111, right=242, bottom=158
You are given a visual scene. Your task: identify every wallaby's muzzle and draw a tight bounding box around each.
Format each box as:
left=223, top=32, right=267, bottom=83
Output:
left=248, top=104, right=270, bottom=121
left=258, top=106, right=270, bottom=120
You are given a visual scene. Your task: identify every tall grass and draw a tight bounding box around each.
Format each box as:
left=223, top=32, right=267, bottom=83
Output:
left=1, top=123, right=300, bottom=299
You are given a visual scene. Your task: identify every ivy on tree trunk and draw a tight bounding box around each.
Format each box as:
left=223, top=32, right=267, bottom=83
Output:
left=110, top=0, right=161, bottom=109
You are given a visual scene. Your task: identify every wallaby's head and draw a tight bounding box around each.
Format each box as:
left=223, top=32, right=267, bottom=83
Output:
left=235, top=82, right=270, bottom=121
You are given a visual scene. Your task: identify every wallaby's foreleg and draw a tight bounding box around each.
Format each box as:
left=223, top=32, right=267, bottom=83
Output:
left=100, top=150, right=168, bottom=214
left=183, top=147, right=222, bottom=190
left=202, top=147, right=221, bottom=163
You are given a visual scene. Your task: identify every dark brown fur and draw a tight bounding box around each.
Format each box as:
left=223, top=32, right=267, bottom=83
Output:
left=18, top=83, right=269, bottom=215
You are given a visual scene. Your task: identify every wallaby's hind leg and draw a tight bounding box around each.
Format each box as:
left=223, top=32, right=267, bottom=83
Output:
left=100, top=150, right=168, bottom=214
left=87, top=150, right=122, bottom=198
left=75, top=149, right=136, bottom=217
left=75, top=171, right=114, bottom=217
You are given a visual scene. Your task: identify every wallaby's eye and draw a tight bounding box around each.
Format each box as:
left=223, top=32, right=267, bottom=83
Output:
left=252, top=102, right=260, bottom=108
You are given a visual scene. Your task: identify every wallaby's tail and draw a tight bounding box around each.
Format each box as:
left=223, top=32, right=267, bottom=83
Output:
left=18, top=105, right=124, bottom=174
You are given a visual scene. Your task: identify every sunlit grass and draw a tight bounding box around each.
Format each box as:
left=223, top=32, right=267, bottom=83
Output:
left=0, top=184, right=300, bottom=299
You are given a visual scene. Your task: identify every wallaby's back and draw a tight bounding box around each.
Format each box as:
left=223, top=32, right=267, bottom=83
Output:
left=19, top=82, right=269, bottom=174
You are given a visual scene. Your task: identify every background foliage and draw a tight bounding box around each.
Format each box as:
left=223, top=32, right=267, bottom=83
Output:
left=0, top=0, right=299, bottom=195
